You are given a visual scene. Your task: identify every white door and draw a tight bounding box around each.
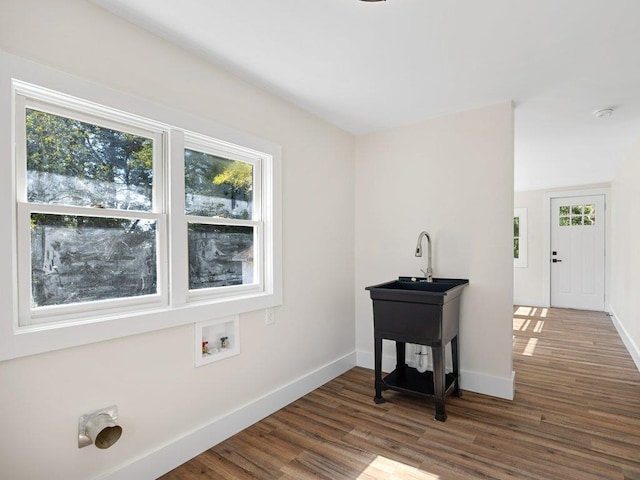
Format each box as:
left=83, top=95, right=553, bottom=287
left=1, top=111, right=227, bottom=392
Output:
left=550, top=195, right=605, bottom=311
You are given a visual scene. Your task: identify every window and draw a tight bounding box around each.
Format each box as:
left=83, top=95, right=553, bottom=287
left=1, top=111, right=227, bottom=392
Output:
left=559, top=204, right=595, bottom=226
left=11, top=80, right=280, bottom=340
left=183, top=134, right=262, bottom=297
left=514, top=208, right=527, bottom=268
left=16, top=92, right=168, bottom=326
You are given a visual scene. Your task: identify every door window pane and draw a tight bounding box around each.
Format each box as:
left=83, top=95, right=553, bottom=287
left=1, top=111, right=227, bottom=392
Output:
left=188, top=224, right=254, bottom=289
left=559, top=204, right=596, bottom=227
left=26, top=109, right=154, bottom=211
left=184, top=149, right=253, bottom=219
left=30, top=214, right=157, bottom=307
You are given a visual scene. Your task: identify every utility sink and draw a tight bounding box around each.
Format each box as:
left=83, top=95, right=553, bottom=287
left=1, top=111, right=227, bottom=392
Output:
left=366, top=277, right=468, bottom=344
left=367, top=277, right=468, bottom=297
left=365, top=276, right=469, bottom=421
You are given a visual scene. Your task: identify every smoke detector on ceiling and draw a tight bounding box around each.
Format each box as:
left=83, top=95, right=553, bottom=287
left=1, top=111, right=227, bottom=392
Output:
left=593, top=108, right=615, bottom=119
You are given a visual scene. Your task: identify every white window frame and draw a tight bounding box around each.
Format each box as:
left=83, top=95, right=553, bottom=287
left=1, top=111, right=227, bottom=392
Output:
left=182, top=132, right=265, bottom=303
left=1, top=60, right=281, bottom=361
left=15, top=85, right=170, bottom=327
left=514, top=207, right=528, bottom=268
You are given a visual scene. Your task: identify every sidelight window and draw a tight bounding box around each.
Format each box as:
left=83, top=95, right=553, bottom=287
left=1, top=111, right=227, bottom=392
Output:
left=514, top=208, right=527, bottom=268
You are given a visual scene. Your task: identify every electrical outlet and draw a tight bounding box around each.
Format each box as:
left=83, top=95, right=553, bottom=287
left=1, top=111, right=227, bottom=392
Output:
left=265, top=308, right=275, bottom=325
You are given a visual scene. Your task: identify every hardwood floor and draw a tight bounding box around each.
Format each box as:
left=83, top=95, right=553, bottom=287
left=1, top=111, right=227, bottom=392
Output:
left=161, top=307, right=640, bottom=479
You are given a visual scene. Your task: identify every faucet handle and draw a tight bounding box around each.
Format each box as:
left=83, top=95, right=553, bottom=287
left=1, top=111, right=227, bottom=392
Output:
left=420, top=267, right=434, bottom=282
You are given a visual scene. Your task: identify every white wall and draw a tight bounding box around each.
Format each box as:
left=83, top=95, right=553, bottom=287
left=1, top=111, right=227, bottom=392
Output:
left=610, top=135, right=640, bottom=370
left=0, top=1, right=355, bottom=479
left=354, top=102, right=516, bottom=399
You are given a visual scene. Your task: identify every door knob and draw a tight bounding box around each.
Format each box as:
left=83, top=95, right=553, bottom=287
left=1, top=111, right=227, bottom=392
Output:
left=552, top=258, right=562, bottom=263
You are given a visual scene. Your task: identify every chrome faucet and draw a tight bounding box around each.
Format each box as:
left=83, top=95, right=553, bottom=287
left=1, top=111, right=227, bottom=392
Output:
left=415, top=231, right=433, bottom=282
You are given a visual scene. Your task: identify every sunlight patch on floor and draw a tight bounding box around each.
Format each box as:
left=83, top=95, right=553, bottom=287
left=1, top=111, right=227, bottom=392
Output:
left=357, top=455, right=441, bottom=479
left=513, top=306, right=544, bottom=356
left=515, top=306, right=532, bottom=316
left=513, top=318, right=531, bottom=331
left=514, top=306, right=548, bottom=318
left=522, top=337, right=538, bottom=356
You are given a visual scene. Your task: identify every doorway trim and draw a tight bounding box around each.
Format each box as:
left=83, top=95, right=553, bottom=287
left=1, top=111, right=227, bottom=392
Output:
left=542, top=187, right=610, bottom=309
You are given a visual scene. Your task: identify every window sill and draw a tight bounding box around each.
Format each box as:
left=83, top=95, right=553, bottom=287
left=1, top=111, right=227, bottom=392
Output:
left=2, top=289, right=280, bottom=361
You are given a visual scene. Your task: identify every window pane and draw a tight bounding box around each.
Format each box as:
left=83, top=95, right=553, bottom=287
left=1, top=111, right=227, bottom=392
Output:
left=188, top=224, right=254, bottom=289
left=559, top=206, right=570, bottom=215
left=185, top=149, right=253, bottom=219
left=571, top=216, right=583, bottom=225
left=583, top=215, right=594, bottom=225
left=584, top=204, right=595, bottom=215
left=560, top=217, right=570, bottom=226
left=30, top=214, right=157, bottom=307
left=571, top=205, right=583, bottom=215
left=514, top=238, right=520, bottom=259
left=26, top=108, right=153, bottom=211
left=513, top=217, right=520, bottom=237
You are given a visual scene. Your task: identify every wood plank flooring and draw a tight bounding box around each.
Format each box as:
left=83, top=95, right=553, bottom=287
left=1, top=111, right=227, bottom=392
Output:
left=161, top=307, right=640, bottom=479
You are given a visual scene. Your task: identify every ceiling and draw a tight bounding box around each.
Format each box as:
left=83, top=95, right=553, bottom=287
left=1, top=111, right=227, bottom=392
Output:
left=94, top=0, right=640, bottom=191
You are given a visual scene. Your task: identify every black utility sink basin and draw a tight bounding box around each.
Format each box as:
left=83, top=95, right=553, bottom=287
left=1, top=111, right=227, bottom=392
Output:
left=365, top=276, right=469, bottom=421
left=368, top=277, right=468, bottom=296
left=365, top=277, right=468, bottom=344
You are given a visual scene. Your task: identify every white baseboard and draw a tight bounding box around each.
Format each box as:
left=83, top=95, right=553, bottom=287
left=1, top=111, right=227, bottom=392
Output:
left=356, top=350, right=397, bottom=373
left=609, top=306, right=640, bottom=372
left=101, top=351, right=357, bottom=480
left=356, top=350, right=515, bottom=400
left=461, top=369, right=515, bottom=400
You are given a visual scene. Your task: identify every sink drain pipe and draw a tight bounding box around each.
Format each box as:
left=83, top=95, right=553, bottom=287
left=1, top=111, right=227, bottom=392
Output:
left=415, top=345, right=429, bottom=373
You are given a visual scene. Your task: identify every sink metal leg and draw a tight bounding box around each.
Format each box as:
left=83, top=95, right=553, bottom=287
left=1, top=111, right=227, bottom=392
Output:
left=451, top=336, right=462, bottom=398
left=396, top=341, right=407, bottom=368
left=432, top=345, right=447, bottom=421
left=374, top=336, right=385, bottom=404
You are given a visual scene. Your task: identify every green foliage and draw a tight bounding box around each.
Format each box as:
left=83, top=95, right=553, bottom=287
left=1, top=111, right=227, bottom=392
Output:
left=31, top=213, right=154, bottom=232
left=213, top=161, right=253, bottom=196
left=184, top=149, right=253, bottom=216
left=184, top=149, right=225, bottom=198
left=26, top=108, right=153, bottom=209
